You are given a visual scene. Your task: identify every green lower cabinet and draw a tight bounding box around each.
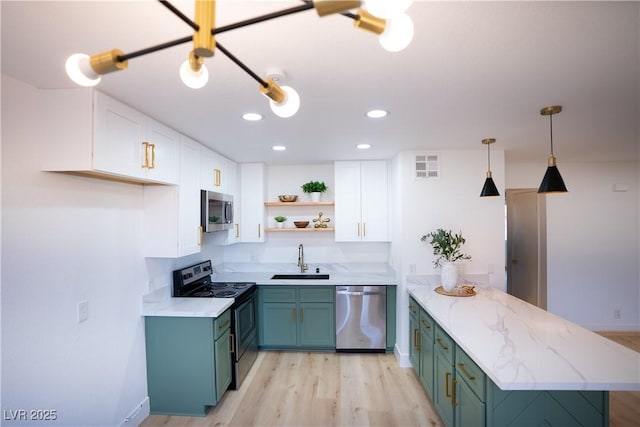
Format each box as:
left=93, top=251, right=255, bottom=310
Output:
left=434, top=349, right=455, bottom=426
left=144, top=311, right=232, bottom=416
left=409, top=309, right=420, bottom=373
left=259, top=286, right=335, bottom=349
left=455, top=378, right=486, bottom=427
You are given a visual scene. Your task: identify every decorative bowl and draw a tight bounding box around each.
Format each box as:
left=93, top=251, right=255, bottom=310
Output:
left=278, top=195, right=298, bottom=202
left=293, top=221, right=309, bottom=228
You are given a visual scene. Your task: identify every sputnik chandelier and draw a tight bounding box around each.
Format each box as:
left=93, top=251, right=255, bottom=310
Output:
left=65, top=0, right=414, bottom=118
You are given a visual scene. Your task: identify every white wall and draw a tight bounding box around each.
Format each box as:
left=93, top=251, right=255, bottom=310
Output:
left=507, top=160, right=640, bottom=331
left=1, top=76, right=173, bottom=426
left=392, top=150, right=507, bottom=365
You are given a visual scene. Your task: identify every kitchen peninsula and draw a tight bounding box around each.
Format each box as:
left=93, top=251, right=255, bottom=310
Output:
left=408, top=282, right=640, bottom=427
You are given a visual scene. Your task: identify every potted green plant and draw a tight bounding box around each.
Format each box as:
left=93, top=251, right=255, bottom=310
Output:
left=301, top=181, right=327, bottom=202
left=421, top=228, right=471, bottom=291
left=274, top=215, right=287, bottom=228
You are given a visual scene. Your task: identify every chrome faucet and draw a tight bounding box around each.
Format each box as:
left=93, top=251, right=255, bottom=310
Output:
left=298, top=244, right=308, bottom=273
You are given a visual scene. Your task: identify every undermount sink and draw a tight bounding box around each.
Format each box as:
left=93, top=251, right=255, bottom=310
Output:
left=271, top=274, right=330, bottom=280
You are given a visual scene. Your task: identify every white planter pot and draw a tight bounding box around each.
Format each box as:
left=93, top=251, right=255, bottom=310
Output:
left=310, top=192, right=321, bottom=202
left=275, top=222, right=285, bottom=229
left=440, top=262, right=459, bottom=292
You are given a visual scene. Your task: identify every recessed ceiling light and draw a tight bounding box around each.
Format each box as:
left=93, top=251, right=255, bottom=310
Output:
left=366, top=109, right=388, bottom=118
left=272, top=145, right=286, bottom=151
left=242, top=112, right=263, bottom=121
left=357, top=143, right=371, bottom=150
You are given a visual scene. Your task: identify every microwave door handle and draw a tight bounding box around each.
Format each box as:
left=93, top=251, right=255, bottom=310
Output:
left=225, top=203, right=232, bottom=224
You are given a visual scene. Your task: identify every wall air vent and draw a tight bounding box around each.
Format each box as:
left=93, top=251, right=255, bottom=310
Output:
left=415, top=154, right=440, bottom=179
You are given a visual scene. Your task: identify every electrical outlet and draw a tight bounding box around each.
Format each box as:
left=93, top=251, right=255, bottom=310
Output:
left=614, top=309, right=621, bottom=319
left=77, top=300, right=89, bottom=323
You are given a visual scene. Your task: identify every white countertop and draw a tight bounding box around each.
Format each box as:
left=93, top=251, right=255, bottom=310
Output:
left=408, top=284, right=640, bottom=391
left=142, top=296, right=233, bottom=318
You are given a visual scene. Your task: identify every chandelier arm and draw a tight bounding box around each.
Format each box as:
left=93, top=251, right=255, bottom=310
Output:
left=216, top=42, right=268, bottom=88
left=158, top=0, right=199, bottom=31
left=117, top=35, right=193, bottom=62
left=298, top=0, right=359, bottom=20
left=212, top=3, right=314, bottom=35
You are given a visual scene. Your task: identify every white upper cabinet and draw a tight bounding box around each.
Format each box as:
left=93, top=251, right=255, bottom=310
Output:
left=200, top=148, right=236, bottom=195
left=143, top=135, right=202, bottom=258
left=40, top=88, right=178, bottom=185
left=239, top=163, right=266, bottom=243
left=334, top=160, right=389, bottom=242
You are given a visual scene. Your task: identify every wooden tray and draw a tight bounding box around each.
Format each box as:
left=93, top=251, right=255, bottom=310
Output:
left=435, top=285, right=477, bottom=297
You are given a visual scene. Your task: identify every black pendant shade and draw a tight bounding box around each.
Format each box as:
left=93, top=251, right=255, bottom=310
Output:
left=480, top=175, right=500, bottom=197
left=480, top=138, right=500, bottom=197
left=538, top=163, right=567, bottom=193
left=538, top=106, right=568, bottom=194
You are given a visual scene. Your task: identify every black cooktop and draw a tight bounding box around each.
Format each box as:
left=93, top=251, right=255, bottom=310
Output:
left=172, top=260, right=255, bottom=298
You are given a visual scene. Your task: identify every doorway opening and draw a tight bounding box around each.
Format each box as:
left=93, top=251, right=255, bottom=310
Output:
left=505, top=189, right=548, bottom=309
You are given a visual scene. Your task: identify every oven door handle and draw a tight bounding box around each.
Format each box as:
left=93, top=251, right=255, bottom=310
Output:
left=229, top=333, right=235, bottom=355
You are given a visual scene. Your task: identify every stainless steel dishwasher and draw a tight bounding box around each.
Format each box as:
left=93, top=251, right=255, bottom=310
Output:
left=336, top=285, right=387, bottom=352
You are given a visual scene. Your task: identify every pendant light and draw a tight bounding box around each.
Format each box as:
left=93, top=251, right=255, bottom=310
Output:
left=538, top=105, right=568, bottom=193
left=480, top=138, right=500, bottom=197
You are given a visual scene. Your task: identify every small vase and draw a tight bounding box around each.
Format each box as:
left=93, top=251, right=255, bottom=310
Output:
left=276, top=222, right=285, bottom=229
left=310, top=192, right=321, bottom=202
left=440, top=262, right=459, bottom=292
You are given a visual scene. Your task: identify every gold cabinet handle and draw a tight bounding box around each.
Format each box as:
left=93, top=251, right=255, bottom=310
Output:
left=421, top=320, right=431, bottom=330
left=258, top=224, right=261, bottom=238
left=229, top=333, right=235, bottom=354
left=218, top=319, right=230, bottom=330
left=149, top=143, right=156, bottom=169
left=363, top=222, right=366, bottom=237
left=142, top=141, right=150, bottom=168
left=409, top=305, right=417, bottom=315
left=436, top=338, right=448, bottom=351
left=198, top=226, right=203, bottom=246
left=214, top=168, right=221, bottom=187
left=457, top=363, right=476, bottom=381
left=415, top=329, right=421, bottom=350
left=357, top=223, right=360, bottom=237
left=451, top=379, right=457, bottom=407
left=235, top=224, right=239, bottom=238
left=445, top=371, right=452, bottom=397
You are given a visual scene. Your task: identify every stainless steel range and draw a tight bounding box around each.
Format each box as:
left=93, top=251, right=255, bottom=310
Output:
left=172, top=260, right=258, bottom=390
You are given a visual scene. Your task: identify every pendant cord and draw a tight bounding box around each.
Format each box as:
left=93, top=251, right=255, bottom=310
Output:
left=487, top=143, right=491, bottom=171
left=549, top=114, right=554, bottom=156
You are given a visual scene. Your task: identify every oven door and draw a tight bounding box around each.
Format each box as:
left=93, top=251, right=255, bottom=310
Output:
left=231, top=288, right=258, bottom=389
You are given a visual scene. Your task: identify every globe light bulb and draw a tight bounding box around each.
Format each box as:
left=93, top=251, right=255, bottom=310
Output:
left=269, top=85, right=300, bottom=118
left=179, top=60, right=209, bottom=89
left=65, top=53, right=101, bottom=87
left=379, top=13, right=414, bottom=52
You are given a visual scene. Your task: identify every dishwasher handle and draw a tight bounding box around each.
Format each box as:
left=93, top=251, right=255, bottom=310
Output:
left=337, top=290, right=382, bottom=296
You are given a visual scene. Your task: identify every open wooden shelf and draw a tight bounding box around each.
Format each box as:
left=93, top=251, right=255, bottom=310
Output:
left=264, top=201, right=334, bottom=207
left=265, top=227, right=335, bottom=232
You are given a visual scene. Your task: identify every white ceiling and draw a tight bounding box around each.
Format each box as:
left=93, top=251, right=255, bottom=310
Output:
left=2, top=1, right=638, bottom=165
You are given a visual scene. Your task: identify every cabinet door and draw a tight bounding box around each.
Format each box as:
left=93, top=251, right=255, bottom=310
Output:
left=214, top=328, right=232, bottom=402
left=145, top=118, right=179, bottom=184
left=177, top=136, right=202, bottom=256
left=434, top=350, right=455, bottom=427
left=94, top=92, right=147, bottom=179
left=419, top=329, right=434, bottom=397
left=261, top=303, right=297, bottom=346
left=454, top=379, right=485, bottom=427
left=360, top=161, right=389, bottom=241
left=409, top=313, right=420, bottom=375
left=239, top=163, right=265, bottom=242
left=298, top=302, right=335, bottom=348
left=334, top=161, right=362, bottom=241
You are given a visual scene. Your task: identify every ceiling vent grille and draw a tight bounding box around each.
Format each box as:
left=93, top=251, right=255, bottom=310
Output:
left=415, top=154, right=440, bottom=179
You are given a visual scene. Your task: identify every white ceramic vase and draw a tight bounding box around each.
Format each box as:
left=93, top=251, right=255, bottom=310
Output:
left=276, top=222, right=285, bottom=229
left=440, top=262, right=459, bottom=292
left=310, top=192, right=321, bottom=202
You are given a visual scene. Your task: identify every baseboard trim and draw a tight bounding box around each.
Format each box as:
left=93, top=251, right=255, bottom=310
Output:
left=394, top=344, right=412, bottom=368
left=119, top=396, right=150, bottom=427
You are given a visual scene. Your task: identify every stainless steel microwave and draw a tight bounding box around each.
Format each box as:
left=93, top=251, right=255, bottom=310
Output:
left=201, top=190, right=233, bottom=232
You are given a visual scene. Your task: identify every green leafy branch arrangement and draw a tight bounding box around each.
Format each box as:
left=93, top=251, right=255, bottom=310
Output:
left=420, top=228, right=472, bottom=268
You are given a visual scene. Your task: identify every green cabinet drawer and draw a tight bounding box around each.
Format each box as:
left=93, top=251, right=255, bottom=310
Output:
left=435, top=325, right=455, bottom=364
left=409, top=297, right=419, bottom=320
left=299, top=287, right=334, bottom=302
left=262, top=287, right=296, bottom=302
left=456, top=345, right=486, bottom=402
left=419, top=308, right=435, bottom=340
left=213, top=309, right=231, bottom=340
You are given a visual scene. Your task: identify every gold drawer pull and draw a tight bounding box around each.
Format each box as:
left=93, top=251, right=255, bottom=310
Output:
left=413, top=329, right=420, bottom=350
left=149, top=143, right=156, bottom=169
left=142, top=141, right=150, bottom=168
left=218, top=319, right=230, bottom=330
left=421, top=320, right=431, bottom=329
left=457, top=363, right=476, bottom=381
left=436, top=337, right=448, bottom=350
left=445, top=371, right=452, bottom=397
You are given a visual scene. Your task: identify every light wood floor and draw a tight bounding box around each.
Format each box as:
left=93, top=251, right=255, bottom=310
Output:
left=142, top=333, right=639, bottom=427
